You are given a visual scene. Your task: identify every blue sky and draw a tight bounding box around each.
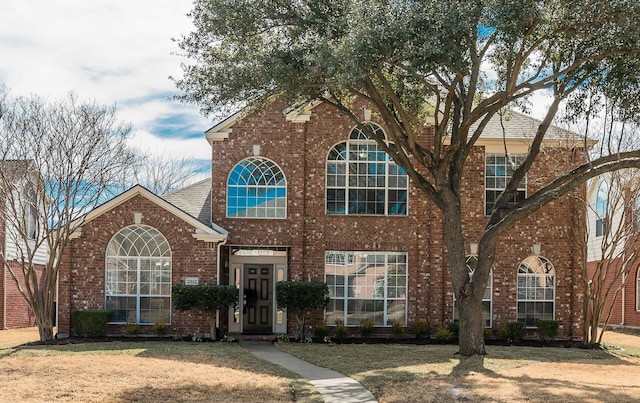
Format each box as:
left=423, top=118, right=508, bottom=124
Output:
left=0, top=1, right=213, bottom=177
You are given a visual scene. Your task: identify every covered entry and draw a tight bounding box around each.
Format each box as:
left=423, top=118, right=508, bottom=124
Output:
left=228, top=247, right=287, bottom=334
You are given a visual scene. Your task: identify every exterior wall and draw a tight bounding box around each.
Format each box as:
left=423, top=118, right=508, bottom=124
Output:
left=2, top=260, right=42, bottom=329
left=57, top=195, right=219, bottom=337
left=210, top=98, right=586, bottom=339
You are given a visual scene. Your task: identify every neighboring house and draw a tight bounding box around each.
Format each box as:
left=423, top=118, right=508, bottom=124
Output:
left=0, top=160, right=47, bottom=329
left=586, top=173, right=640, bottom=328
left=57, top=98, right=588, bottom=339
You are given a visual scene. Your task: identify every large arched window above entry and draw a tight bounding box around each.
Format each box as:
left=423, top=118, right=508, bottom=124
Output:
left=105, top=225, right=172, bottom=324
left=326, top=123, right=408, bottom=215
left=227, top=157, right=287, bottom=218
left=517, top=255, right=555, bottom=327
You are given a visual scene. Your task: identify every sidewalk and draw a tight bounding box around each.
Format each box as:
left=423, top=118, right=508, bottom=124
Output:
left=240, top=341, right=378, bottom=403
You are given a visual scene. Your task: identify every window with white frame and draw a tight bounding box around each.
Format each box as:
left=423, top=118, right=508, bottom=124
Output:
left=453, top=255, right=492, bottom=327
left=517, top=255, right=555, bottom=327
left=595, top=181, right=608, bottom=237
left=105, top=226, right=172, bottom=324
left=326, top=124, right=408, bottom=215
left=227, top=157, right=287, bottom=218
left=325, top=251, right=407, bottom=326
left=485, top=154, right=526, bottom=215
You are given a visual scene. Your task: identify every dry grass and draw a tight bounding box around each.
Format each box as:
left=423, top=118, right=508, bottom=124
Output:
left=3, top=327, right=640, bottom=402
left=279, top=330, right=640, bottom=403
left=0, top=328, right=320, bottom=403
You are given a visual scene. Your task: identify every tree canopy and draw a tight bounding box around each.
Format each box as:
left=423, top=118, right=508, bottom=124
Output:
left=176, top=0, right=640, bottom=356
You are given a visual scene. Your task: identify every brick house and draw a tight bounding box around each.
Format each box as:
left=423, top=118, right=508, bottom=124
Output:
left=586, top=174, right=640, bottom=329
left=0, top=160, right=46, bottom=329
left=57, top=98, right=587, bottom=339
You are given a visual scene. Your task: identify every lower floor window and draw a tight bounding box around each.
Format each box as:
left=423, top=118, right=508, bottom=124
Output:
left=517, top=255, right=555, bottom=327
left=453, top=257, right=492, bottom=327
left=325, top=251, right=407, bottom=326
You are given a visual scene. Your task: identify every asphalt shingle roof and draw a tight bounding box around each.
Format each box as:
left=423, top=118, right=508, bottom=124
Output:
left=163, top=178, right=212, bottom=225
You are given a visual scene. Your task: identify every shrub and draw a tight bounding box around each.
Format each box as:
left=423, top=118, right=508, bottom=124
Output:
left=358, top=318, right=374, bottom=338
left=435, top=327, right=453, bottom=343
left=276, top=333, right=290, bottom=343
left=447, top=322, right=459, bottom=339
left=334, top=319, right=349, bottom=342
left=535, top=319, right=559, bottom=342
left=499, top=321, right=526, bottom=343
left=125, top=323, right=139, bottom=336
left=72, top=310, right=111, bottom=338
left=314, top=322, right=330, bottom=339
left=276, top=281, right=330, bottom=340
left=391, top=321, right=405, bottom=338
left=413, top=319, right=430, bottom=339
left=173, top=284, right=238, bottom=340
left=152, top=320, right=168, bottom=336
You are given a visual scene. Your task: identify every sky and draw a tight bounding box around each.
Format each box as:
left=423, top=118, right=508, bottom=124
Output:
left=0, top=1, right=556, bottom=184
left=0, top=1, right=213, bottom=177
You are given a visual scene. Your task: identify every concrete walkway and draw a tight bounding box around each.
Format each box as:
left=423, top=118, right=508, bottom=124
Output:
left=240, top=341, right=378, bottom=403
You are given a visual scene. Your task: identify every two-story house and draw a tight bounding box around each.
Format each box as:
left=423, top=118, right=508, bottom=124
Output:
left=0, top=160, right=47, bottom=329
left=56, top=98, right=586, bottom=339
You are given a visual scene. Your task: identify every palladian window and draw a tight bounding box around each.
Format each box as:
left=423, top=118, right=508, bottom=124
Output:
left=517, top=255, right=555, bottom=327
left=105, top=226, right=172, bottom=324
left=227, top=157, right=287, bottom=218
left=326, top=123, right=408, bottom=215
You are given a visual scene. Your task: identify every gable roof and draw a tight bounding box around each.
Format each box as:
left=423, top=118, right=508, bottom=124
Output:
left=205, top=98, right=587, bottom=145
left=163, top=178, right=212, bottom=226
left=72, top=184, right=226, bottom=242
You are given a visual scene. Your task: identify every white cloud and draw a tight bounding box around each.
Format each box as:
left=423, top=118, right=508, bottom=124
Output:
left=0, top=0, right=212, bottom=164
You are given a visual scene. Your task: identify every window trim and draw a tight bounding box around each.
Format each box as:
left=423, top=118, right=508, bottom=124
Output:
left=324, top=250, right=408, bottom=327
left=326, top=123, right=408, bottom=216
left=636, top=267, right=640, bottom=312
left=516, top=255, right=555, bottom=328
left=104, top=225, right=172, bottom=325
left=595, top=181, right=608, bottom=237
left=485, top=154, right=527, bottom=216
left=226, top=156, right=287, bottom=219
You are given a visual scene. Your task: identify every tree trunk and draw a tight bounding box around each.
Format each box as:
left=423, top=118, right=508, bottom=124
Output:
left=441, top=196, right=490, bottom=356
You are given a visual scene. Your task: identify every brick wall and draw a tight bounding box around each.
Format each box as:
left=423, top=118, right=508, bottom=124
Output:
left=57, top=194, right=219, bottom=337
left=1, top=260, right=41, bottom=329
left=210, top=98, right=586, bottom=338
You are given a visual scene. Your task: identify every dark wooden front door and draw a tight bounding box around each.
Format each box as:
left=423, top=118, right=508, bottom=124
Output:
left=243, top=265, right=273, bottom=334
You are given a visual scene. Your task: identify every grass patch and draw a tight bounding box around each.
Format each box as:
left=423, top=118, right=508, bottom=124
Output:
left=2, top=341, right=322, bottom=402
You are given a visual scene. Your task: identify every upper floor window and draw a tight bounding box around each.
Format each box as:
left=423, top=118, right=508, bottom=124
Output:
left=227, top=157, right=287, bottom=219
left=517, top=255, right=555, bottom=327
left=326, top=123, right=408, bottom=215
left=105, top=225, right=172, bottom=324
left=485, top=154, right=526, bottom=215
left=636, top=268, right=640, bottom=311
left=595, top=181, right=608, bottom=237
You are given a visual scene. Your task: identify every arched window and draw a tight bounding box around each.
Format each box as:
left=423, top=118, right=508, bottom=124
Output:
left=227, top=157, right=287, bottom=218
left=326, top=123, right=408, bottom=215
left=595, top=181, right=608, bottom=237
left=517, top=255, right=555, bottom=327
left=105, top=226, right=172, bottom=324
left=453, top=255, right=492, bottom=327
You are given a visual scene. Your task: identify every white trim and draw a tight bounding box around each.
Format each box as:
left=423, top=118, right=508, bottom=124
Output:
left=71, top=185, right=227, bottom=242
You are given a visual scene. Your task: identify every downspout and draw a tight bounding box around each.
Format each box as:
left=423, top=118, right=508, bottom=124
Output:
left=215, top=233, right=228, bottom=335
left=621, top=271, right=626, bottom=326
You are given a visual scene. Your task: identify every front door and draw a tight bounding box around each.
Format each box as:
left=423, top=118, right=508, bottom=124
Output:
left=243, top=265, right=273, bottom=334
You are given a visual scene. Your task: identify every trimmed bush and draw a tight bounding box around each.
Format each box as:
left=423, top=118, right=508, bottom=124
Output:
left=413, top=319, right=430, bottom=339
left=358, top=318, right=374, bottom=338
left=535, top=319, right=559, bottom=342
left=72, top=310, right=111, bottom=338
left=391, top=321, right=405, bottom=338
left=499, top=321, right=526, bottom=343
left=313, top=322, right=330, bottom=339
left=447, top=322, right=459, bottom=339
left=152, top=320, right=169, bottom=336
left=435, top=327, right=453, bottom=343
left=334, top=319, right=349, bottom=342
left=276, top=281, right=330, bottom=340
left=173, top=284, right=238, bottom=340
